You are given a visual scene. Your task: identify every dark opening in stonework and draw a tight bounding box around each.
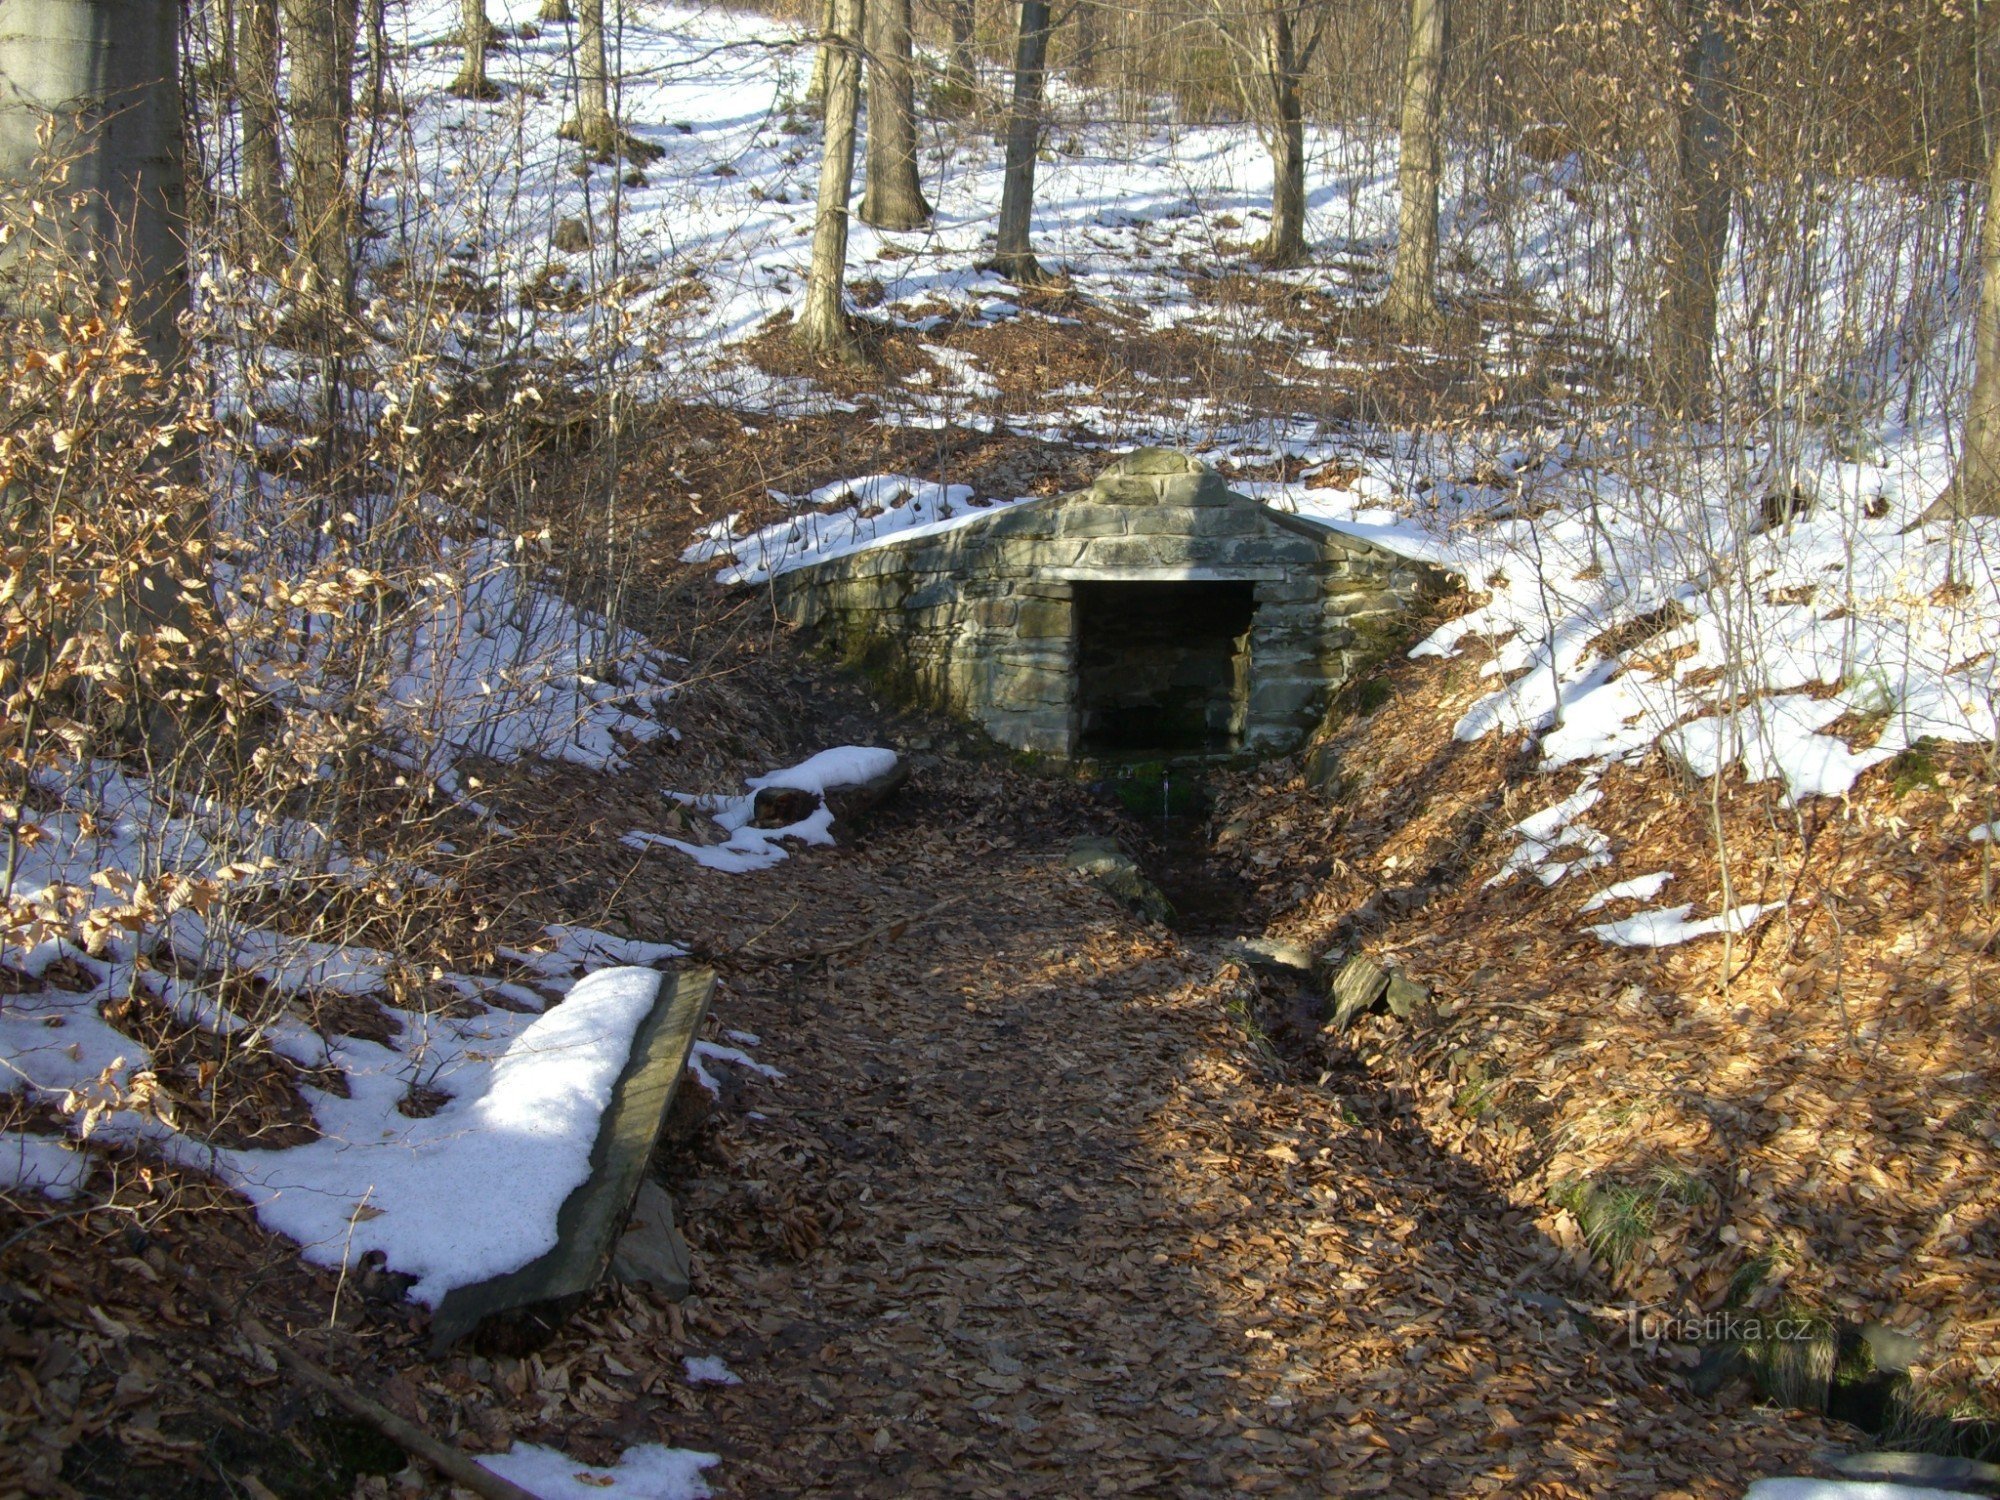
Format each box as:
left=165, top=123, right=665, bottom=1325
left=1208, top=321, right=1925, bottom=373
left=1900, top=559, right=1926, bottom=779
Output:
left=1074, top=580, right=1257, bottom=753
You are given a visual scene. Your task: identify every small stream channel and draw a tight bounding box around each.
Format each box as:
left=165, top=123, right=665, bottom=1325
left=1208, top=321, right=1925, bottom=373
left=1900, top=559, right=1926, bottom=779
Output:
left=1087, top=758, right=1253, bottom=938
left=1084, top=758, right=2000, bottom=1481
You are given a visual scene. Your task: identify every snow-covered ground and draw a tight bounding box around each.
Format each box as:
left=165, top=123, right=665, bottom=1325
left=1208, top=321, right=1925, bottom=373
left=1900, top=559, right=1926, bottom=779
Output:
left=623, top=744, right=901, bottom=872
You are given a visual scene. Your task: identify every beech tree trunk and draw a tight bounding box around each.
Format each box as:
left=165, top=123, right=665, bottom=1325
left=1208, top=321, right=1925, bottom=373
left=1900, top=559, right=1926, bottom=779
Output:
left=237, top=0, right=285, bottom=245
left=1259, top=8, right=1307, bottom=268
left=1071, top=0, right=1099, bottom=83
left=1384, top=0, right=1445, bottom=328
left=944, top=0, right=977, bottom=106
left=860, top=0, right=931, bottom=229
left=0, top=0, right=202, bottom=690
left=451, top=0, right=496, bottom=98
left=361, top=0, right=391, bottom=116
left=1923, top=129, right=2000, bottom=521
left=0, top=0, right=186, bottom=367
left=1651, top=0, right=1739, bottom=417
left=990, top=0, right=1051, bottom=281
left=571, top=0, right=609, bottom=145
left=280, top=0, right=361, bottom=321
left=799, top=0, right=865, bottom=358
left=805, top=0, right=837, bottom=108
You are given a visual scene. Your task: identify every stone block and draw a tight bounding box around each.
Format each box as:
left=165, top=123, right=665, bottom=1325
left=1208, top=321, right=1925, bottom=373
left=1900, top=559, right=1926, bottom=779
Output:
left=1242, top=721, right=1306, bottom=752
left=1016, top=599, right=1072, bottom=638
left=1156, top=470, right=1237, bottom=508
left=905, top=578, right=959, bottom=611
left=989, top=669, right=1069, bottom=709
left=1015, top=580, right=1075, bottom=600
left=1090, top=474, right=1167, bottom=505
left=979, top=505, right=1061, bottom=540
left=988, top=708, right=1072, bottom=754
left=1322, top=589, right=1387, bottom=614
left=1116, top=447, right=1205, bottom=476
left=1013, top=540, right=1093, bottom=570
left=1072, top=537, right=1162, bottom=570
left=1253, top=573, right=1323, bottom=604
left=970, top=598, right=1018, bottom=631
left=833, top=576, right=910, bottom=612
left=1215, top=535, right=1322, bottom=566
left=1127, top=504, right=1264, bottom=536
left=1057, top=505, right=1130, bottom=538
left=1247, top=678, right=1321, bottom=717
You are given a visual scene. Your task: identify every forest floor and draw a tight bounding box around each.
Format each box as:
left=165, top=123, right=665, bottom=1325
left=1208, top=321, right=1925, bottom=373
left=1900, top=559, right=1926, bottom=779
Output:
left=5, top=599, right=1874, bottom=1499
left=7, top=0, right=1997, bottom=1484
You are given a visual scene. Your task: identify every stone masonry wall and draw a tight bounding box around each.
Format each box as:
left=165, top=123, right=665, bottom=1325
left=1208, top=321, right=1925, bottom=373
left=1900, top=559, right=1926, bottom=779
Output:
left=762, top=450, right=1450, bottom=756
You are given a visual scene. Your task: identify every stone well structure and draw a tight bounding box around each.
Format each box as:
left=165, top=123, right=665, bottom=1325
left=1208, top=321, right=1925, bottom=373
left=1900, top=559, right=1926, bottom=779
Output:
left=763, top=449, right=1451, bottom=758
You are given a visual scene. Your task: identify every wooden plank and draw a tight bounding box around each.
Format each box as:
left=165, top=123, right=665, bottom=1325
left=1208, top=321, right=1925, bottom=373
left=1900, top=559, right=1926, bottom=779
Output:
left=430, top=967, right=716, bottom=1352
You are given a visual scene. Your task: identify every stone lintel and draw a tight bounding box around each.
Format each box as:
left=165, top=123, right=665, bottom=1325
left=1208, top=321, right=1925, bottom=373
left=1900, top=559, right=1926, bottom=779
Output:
left=1044, top=565, right=1284, bottom=582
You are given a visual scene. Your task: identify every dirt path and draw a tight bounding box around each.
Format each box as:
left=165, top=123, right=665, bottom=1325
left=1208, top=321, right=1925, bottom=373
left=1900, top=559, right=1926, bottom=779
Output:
left=612, top=761, right=1826, bottom=1497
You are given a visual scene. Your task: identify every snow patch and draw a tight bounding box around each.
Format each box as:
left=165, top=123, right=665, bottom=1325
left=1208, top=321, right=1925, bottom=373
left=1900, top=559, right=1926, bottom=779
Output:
left=683, top=1354, right=742, bottom=1386
left=1580, top=872, right=1674, bottom=913
left=0, top=1133, right=93, bottom=1201
left=1589, top=902, right=1783, bottom=949
left=478, top=1441, right=719, bottom=1500
left=221, top=966, right=663, bottom=1305
left=624, top=747, right=897, bottom=873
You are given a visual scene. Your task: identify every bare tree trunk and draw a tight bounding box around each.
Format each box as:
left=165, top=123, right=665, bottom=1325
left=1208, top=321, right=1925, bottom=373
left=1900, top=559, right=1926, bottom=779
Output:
left=944, top=0, right=977, bottom=108
left=1923, top=131, right=2000, bottom=521
left=861, top=0, right=932, bottom=228
left=1384, top=0, right=1445, bottom=328
left=569, top=0, right=610, bottom=146
left=206, top=0, right=237, bottom=92
left=451, top=0, right=497, bottom=98
left=0, top=0, right=203, bottom=696
left=799, top=0, right=866, bottom=359
left=1650, top=0, right=1739, bottom=417
left=540, top=0, right=574, bottom=20
left=238, top=0, right=286, bottom=245
left=1071, top=0, right=1099, bottom=83
left=1259, top=8, right=1307, bottom=268
left=361, top=0, right=393, bottom=117
left=989, top=0, right=1051, bottom=281
left=280, top=0, right=361, bottom=323
left=0, top=0, right=188, bottom=370
left=805, top=0, right=838, bottom=109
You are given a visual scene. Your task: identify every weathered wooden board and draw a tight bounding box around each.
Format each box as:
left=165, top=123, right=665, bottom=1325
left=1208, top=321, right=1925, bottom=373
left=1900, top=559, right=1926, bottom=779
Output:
left=430, top=966, right=715, bottom=1353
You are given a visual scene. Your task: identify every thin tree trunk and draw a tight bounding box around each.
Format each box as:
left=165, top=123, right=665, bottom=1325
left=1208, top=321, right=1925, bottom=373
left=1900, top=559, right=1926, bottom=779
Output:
left=1923, top=131, right=2000, bottom=521
left=1071, top=0, right=1099, bottom=83
left=359, top=0, right=396, bottom=117
left=1259, top=9, right=1307, bottom=268
left=944, top=0, right=977, bottom=108
left=805, top=0, right=838, bottom=109
left=861, top=0, right=932, bottom=229
left=280, top=0, right=361, bottom=323
left=238, top=0, right=286, bottom=246
left=1384, top=0, right=1445, bottom=328
left=207, top=0, right=236, bottom=92
left=799, top=0, right=866, bottom=359
left=1651, top=0, right=1739, bottom=417
left=571, top=0, right=610, bottom=147
left=540, top=0, right=574, bottom=20
left=451, top=0, right=497, bottom=97
left=990, top=0, right=1051, bottom=281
